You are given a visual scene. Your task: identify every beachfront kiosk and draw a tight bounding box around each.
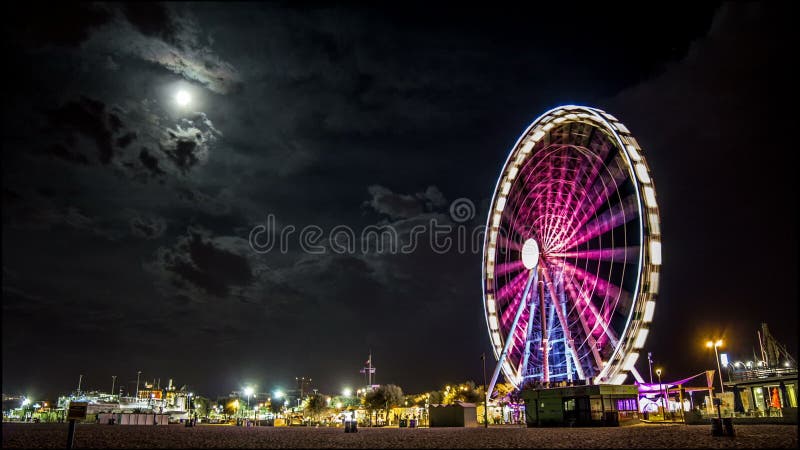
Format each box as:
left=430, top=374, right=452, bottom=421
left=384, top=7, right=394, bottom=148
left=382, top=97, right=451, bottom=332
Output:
left=521, top=384, right=640, bottom=427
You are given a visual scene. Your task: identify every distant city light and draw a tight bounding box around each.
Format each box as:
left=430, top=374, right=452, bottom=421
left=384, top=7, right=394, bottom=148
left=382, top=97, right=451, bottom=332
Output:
left=273, top=390, right=284, bottom=399
left=342, top=388, right=352, bottom=397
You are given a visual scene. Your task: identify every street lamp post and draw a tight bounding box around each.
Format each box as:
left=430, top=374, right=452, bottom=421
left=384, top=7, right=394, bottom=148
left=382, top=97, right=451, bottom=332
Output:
left=273, top=390, right=284, bottom=424
left=111, top=376, right=117, bottom=398
left=136, top=371, right=142, bottom=399
left=243, top=387, right=254, bottom=425
left=656, top=368, right=666, bottom=419
left=188, top=392, right=193, bottom=424
left=706, top=340, right=725, bottom=393
left=482, top=353, right=489, bottom=428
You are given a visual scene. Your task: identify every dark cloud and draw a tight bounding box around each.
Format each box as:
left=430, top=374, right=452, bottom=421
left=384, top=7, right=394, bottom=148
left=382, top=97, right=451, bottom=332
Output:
left=147, top=227, right=262, bottom=303
left=116, top=132, right=137, bottom=149
left=45, top=96, right=119, bottom=164
left=120, top=3, right=178, bottom=42
left=130, top=214, right=167, bottom=240
left=79, top=3, right=242, bottom=94
left=138, top=148, right=165, bottom=176
left=365, top=185, right=447, bottom=220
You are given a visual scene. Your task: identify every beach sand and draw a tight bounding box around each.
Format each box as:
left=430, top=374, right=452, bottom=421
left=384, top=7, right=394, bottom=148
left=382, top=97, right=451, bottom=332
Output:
left=2, top=422, right=796, bottom=448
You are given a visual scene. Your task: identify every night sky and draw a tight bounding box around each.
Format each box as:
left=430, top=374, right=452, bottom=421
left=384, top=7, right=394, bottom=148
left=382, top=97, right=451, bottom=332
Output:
left=2, top=2, right=796, bottom=400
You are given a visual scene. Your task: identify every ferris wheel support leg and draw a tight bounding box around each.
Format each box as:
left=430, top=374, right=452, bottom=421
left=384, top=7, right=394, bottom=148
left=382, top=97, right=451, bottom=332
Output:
left=541, top=266, right=585, bottom=381
left=487, top=269, right=537, bottom=404
left=542, top=269, right=586, bottom=381
left=539, top=275, right=549, bottom=384
left=629, top=367, right=645, bottom=384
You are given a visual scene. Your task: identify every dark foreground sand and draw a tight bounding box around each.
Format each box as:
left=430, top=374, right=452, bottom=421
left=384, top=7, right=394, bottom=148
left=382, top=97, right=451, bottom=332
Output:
left=2, top=423, right=796, bottom=448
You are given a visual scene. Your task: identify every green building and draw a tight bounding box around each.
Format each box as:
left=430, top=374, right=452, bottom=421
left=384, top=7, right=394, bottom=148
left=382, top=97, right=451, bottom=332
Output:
left=521, top=384, right=640, bottom=427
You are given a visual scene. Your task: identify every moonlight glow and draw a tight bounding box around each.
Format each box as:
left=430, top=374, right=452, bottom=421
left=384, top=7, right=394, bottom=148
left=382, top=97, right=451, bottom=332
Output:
left=175, top=89, right=192, bottom=107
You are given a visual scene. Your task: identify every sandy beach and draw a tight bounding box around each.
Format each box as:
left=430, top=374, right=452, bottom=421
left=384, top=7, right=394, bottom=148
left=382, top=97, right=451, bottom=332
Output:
left=2, top=423, right=796, bottom=448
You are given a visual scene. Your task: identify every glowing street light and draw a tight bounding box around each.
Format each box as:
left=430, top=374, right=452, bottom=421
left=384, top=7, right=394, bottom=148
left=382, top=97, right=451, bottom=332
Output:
left=342, top=388, right=352, bottom=397
left=243, top=387, right=255, bottom=420
left=655, top=368, right=666, bottom=418
left=706, top=339, right=725, bottom=393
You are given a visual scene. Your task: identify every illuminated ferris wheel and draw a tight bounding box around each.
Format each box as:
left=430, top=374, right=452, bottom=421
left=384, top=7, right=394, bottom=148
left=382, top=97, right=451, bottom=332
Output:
left=482, top=105, right=661, bottom=394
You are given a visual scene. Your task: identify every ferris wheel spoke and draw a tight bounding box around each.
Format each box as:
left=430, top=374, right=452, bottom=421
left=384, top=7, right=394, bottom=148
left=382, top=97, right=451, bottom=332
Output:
left=550, top=152, right=605, bottom=244
left=551, top=258, right=624, bottom=312
left=552, top=259, right=623, bottom=351
left=498, top=269, right=535, bottom=325
left=495, top=260, right=526, bottom=278
left=495, top=227, right=522, bottom=252
left=559, top=194, right=638, bottom=251
left=569, top=278, right=621, bottom=349
left=547, top=246, right=639, bottom=262
left=562, top=279, right=604, bottom=373
left=495, top=268, right=530, bottom=302
left=541, top=202, right=573, bottom=251
left=558, top=160, right=629, bottom=250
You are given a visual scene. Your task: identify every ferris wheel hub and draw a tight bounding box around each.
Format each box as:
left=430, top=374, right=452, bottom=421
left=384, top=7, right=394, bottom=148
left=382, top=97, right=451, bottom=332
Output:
left=521, top=238, right=540, bottom=270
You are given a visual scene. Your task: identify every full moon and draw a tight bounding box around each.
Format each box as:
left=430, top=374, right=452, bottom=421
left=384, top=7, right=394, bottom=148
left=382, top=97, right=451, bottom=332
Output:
left=175, top=90, right=191, bottom=107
